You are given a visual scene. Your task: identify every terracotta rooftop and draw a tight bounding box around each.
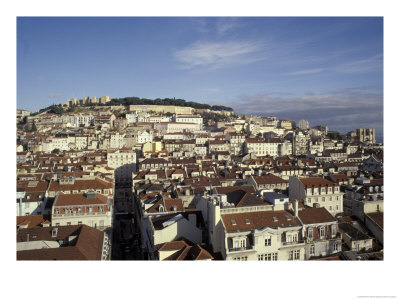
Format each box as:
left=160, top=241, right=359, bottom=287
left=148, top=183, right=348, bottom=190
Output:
left=221, top=210, right=301, bottom=233
left=17, top=225, right=104, bottom=260
left=54, top=192, right=108, bottom=206
left=300, top=177, right=338, bottom=188
left=297, top=207, right=336, bottom=225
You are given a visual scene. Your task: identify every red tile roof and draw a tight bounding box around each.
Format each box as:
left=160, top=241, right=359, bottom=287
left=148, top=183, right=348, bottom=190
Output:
left=297, top=207, right=336, bottom=224
left=221, top=210, right=301, bottom=233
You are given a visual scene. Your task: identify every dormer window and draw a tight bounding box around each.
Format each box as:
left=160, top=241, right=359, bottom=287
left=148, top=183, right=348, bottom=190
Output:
left=331, top=224, right=337, bottom=236
left=319, top=227, right=325, bottom=239
left=231, top=220, right=237, bottom=226
left=328, top=187, right=332, bottom=192
left=245, top=219, right=250, bottom=225
left=308, top=227, right=313, bottom=239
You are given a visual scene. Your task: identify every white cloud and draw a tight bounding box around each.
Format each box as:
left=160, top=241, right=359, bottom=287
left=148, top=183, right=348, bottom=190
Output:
left=173, top=40, right=263, bottom=70
left=230, top=88, right=383, bottom=138
left=334, top=54, right=383, bottom=73
left=216, top=18, right=239, bottom=36
left=48, top=93, right=62, bottom=98
left=285, top=68, right=324, bottom=76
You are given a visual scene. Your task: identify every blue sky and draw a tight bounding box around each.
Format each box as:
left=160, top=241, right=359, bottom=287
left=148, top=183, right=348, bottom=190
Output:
left=17, top=17, right=383, bottom=140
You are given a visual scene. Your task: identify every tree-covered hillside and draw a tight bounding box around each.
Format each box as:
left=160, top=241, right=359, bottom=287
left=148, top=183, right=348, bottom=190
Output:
left=106, top=97, right=233, bottom=111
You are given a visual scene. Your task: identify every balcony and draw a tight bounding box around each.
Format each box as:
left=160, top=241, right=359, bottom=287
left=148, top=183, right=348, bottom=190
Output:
left=228, top=245, right=255, bottom=253
left=281, top=240, right=305, bottom=247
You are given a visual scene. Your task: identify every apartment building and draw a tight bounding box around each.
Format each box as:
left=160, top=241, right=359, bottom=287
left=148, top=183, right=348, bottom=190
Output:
left=107, top=148, right=137, bottom=185
left=174, top=114, right=203, bottom=129
left=297, top=207, right=342, bottom=259
left=220, top=210, right=305, bottom=261
left=51, top=191, right=113, bottom=230
left=289, top=176, right=343, bottom=216
left=47, top=177, right=114, bottom=198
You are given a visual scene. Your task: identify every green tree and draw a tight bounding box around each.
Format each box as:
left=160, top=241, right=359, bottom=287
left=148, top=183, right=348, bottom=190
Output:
left=29, top=121, right=37, bottom=132
left=51, top=148, right=60, bottom=154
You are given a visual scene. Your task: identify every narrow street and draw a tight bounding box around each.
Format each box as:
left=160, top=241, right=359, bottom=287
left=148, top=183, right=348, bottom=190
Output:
left=111, top=184, right=144, bottom=260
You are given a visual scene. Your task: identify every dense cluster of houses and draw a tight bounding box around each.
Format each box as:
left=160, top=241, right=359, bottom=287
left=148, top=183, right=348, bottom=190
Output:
left=16, top=103, right=383, bottom=260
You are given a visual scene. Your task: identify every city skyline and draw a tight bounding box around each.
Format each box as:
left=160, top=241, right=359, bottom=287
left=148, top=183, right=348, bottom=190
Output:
left=17, top=17, right=383, bottom=141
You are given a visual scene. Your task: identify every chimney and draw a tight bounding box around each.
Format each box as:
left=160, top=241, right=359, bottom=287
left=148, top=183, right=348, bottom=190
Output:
left=294, top=200, right=298, bottom=217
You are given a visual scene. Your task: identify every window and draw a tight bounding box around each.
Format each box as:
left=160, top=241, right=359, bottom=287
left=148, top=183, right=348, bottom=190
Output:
left=286, top=233, right=292, bottom=243
left=308, top=228, right=313, bottom=240
left=67, top=222, right=71, bottom=226
left=333, top=243, right=339, bottom=252
left=272, top=253, right=278, bottom=261
left=322, top=197, right=325, bottom=202
left=292, top=233, right=298, bottom=243
left=289, top=250, right=300, bottom=260
left=265, top=236, right=271, bottom=246
left=331, top=224, right=337, bottom=236
left=310, top=245, right=315, bottom=256
left=319, top=227, right=325, bottom=239
left=234, top=241, right=239, bottom=248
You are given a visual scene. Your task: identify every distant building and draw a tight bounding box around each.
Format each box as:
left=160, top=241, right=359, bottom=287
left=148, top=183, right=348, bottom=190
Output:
left=298, top=119, right=310, bottom=130
left=356, top=128, right=376, bottom=143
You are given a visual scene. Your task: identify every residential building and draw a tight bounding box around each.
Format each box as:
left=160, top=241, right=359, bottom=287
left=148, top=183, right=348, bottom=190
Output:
left=17, top=224, right=109, bottom=260
left=289, top=176, right=344, bottom=216
left=51, top=191, right=113, bottom=230
left=107, top=148, right=137, bottom=185
left=297, top=207, right=342, bottom=259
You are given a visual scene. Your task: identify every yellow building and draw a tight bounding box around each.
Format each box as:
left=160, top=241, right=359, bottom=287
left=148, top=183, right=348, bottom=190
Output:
left=142, top=141, right=163, bottom=155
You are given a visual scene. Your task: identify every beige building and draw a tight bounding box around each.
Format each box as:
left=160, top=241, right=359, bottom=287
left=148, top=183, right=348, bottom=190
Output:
left=129, top=105, right=194, bottom=115
left=297, top=207, right=342, bottom=259
left=220, top=209, right=305, bottom=261
left=107, top=148, right=137, bottom=185
left=174, top=114, right=203, bottom=129
left=289, top=177, right=343, bottom=216
left=356, top=128, right=376, bottom=143
left=47, top=177, right=114, bottom=198
left=154, top=122, right=201, bottom=133
left=51, top=191, right=113, bottom=230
